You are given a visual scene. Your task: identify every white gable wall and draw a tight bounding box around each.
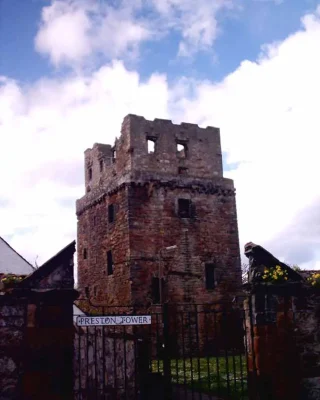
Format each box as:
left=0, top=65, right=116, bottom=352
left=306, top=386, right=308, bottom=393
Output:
left=0, top=237, right=34, bottom=275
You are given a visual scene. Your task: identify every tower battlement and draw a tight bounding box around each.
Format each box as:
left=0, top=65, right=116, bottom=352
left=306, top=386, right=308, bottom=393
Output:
left=83, top=114, right=223, bottom=194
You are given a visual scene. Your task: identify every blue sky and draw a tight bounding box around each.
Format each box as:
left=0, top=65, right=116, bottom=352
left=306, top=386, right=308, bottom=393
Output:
left=1, top=0, right=318, bottom=83
left=1, top=0, right=320, bottom=268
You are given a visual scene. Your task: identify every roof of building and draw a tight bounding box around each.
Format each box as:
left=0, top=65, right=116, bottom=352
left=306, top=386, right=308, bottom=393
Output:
left=0, top=236, right=35, bottom=275
left=20, top=240, right=76, bottom=288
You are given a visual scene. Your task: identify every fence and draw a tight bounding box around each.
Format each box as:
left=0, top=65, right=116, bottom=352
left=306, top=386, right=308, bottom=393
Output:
left=73, top=301, right=250, bottom=400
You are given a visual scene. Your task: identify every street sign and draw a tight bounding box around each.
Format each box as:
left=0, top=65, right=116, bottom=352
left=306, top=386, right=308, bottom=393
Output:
left=76, top=315, right=152, bottom=327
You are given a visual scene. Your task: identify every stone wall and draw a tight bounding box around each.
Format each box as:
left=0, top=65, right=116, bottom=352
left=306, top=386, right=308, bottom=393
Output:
left=128, top=182, right=241, bottom=305
left=81, top=114, right=223, bottom=195
left=76, top=114, right=242, bottom=306
left=74, top=326, right=136, bottom=400
left=0, top=241, right=77, bottom=400
left=77, top=186, right=131, bottom=305
left=245, top=283, right=320, bottom=400
left=295, top=288, right=320, bottom=399
left=0, top=289, right=76, bottom=400
left=0, top=298, right=25, bottom=400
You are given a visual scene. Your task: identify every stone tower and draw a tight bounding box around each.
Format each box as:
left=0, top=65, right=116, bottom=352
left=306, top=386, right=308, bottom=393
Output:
left=76, top=114, right=241, bottom=306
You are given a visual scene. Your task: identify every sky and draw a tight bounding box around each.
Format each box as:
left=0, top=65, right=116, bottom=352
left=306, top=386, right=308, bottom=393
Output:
left=1, top=0, right=320, bottom=269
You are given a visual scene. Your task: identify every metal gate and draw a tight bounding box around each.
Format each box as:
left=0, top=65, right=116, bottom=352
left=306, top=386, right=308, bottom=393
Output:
left=73, top=302, right=250, bottom=400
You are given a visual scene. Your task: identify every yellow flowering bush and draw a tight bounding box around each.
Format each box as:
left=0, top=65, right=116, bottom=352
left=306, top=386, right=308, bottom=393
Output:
left=262, top=265, right=288, bottom=283
left=1, top=275, right=23, bottom=284
left=307, top=273, right=320, bottom=288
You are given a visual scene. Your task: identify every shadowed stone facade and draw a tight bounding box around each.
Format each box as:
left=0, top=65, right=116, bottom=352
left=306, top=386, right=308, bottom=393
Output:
left=76, top=114, right=242, bottom=306
left=0, top=241, right=76, bottom=400
left=243, top=244, right=320, bottom=400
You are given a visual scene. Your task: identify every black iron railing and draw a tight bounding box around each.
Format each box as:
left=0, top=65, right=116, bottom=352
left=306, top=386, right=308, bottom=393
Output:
left=73, top=301, right=250, bottom=400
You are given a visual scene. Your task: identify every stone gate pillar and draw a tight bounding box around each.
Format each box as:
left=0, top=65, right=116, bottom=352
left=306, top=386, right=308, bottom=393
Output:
left=22, top=288, right=78, bottom=400
left=244, top=284, right=301, bottom=400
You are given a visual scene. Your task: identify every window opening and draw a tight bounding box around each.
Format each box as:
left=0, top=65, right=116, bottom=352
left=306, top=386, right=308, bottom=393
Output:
left=177, top=142, right=187, bottom=158
left=147, top=138, right=156, bottom=153
left=108, top=204, right=115, bottom=223
left=83, top=248, right=87, bottom=260
left=178, top=167, right=188, bottom=175
left=100, top=160, right=103, bottom=172
left=107, top=250, right=113, bottom=275
left=178, top=198, right=191, bottom=218
left=205, top=263, right=215, bottom=290
left=151, top=277, right=164, bottom=304
left=88, top=168, right=92, bottom=180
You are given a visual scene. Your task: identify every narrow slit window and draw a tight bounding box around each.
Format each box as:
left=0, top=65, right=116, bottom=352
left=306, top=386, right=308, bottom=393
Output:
left=85, top=287, right=89, bottom=298
left=88, top=168, right=92, bottom=180
left=177, top=142, right=187, bottom=158
left=178, top=167, right=188, bottom=175
left=108, top=204, right=115, bottom=223
left=83, top=248, right=87, bottom=260
left=205, top=263, right=215, bottom=290
left=147, top=138, right=156, bottom=153
left=151, top=277, right=164, bottom=304
left=107, top=250, right=113, bottom=275
left=178, top=198, right=191, bottom=218
left=100, top=160, right=103, bottom=172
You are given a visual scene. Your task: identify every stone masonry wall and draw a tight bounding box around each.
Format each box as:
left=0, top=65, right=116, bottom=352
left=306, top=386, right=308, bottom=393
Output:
left=0, top=241, right=76, bottom=400
left=0, top=290, right=75, bottom=400
left=80, top=115, right=223, bottom=196
left=0, top=298, right=25, bottom=400
left=128, top=182, right=241, bottom=306
left=77, top=187, right=131, bottom=305
left=76, top=114, right=241, bottom=306
left=295, top=289, right=320, bottom=399
left=245, top=283, right=320, bottom=400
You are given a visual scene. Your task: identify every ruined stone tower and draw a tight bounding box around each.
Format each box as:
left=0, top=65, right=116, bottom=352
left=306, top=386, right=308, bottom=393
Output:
left=76, top=114, right=241, bottom=306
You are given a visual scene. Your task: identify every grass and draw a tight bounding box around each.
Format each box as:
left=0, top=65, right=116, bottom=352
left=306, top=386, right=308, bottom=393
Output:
left=152, top=355, right=248, bottom=400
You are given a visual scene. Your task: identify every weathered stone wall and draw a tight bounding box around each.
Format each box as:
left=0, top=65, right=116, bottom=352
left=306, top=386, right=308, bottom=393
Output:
left=76, top=114, right=241, bottom=306
left=0, top=290, right=76, bottom=400
left=245, top=283, right=320, bottom=400
left=295, top=289, right=320, bottom=399
left=0, top=299, right=25, bottom=400
left=81, top=115, right=223, bottom=195
left=74, top=327, right=136, bottom=400
left=0, top=241, right=76, bottom=400
left=77, top=187, right=131, bottom=304
left=128, top=182, right=241, bottom=305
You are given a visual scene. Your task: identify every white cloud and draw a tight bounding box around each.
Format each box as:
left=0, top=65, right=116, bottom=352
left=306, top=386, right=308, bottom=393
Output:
left=35, top=1, right=93, bottom=67
left=35, top=0, right=151, bottom=67
left=150, top=0, right=234, bottom=57
left=2, top=5, right=320, bottom=270
left=170, top=5, right=320, bottom=267
left=0, top=62, right=169, bottom=265
left=34, top=0, right=234, bottom=67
